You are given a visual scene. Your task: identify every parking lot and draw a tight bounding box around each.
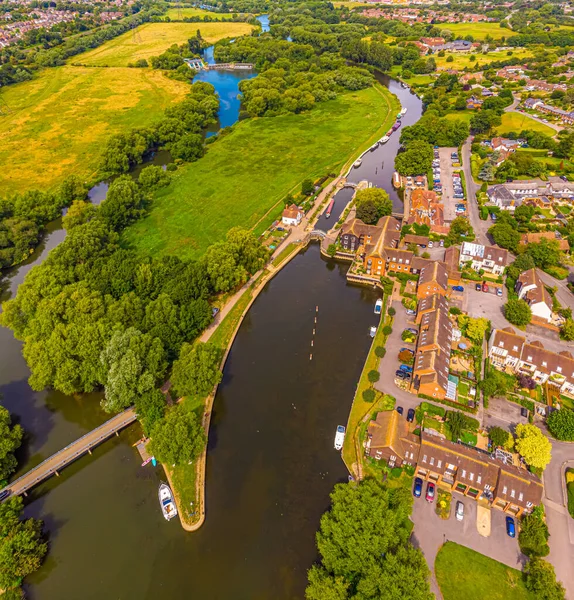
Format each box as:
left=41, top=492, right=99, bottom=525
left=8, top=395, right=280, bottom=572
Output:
left=411, top=489, right=527, bottom=575
left=463, top=284, right=506, bottom=325
left=436, top=147, right=465, bottom=223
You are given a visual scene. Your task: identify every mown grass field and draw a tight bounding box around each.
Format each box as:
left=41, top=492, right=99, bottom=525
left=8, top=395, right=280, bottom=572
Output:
left=123, top=85, right=399, bottom=258
left=438, top=22, right=518, bottom=40
left=0, top=66, right=189, bottom=194
left=496, top=111, right=556, bottom=136
left=78, top=22, right=255, bottom=67
left=165, top=6, right=231, bottom=19
left=435, top=48, right=532, bottom=70
left=435, top=542, right=534, bottom=600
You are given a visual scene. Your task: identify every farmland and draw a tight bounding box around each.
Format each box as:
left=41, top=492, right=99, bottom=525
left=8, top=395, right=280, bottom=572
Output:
left=0, top=66, right=189, bottom=194
left=496, top=112, right=556, bottom=136
left=123, top=85, right=399, bottom=259
left=165, top=6, right=234, bottom=19
left=78, top=22, right=255, bottom=67
left=435, top=48, right=532, bottom=70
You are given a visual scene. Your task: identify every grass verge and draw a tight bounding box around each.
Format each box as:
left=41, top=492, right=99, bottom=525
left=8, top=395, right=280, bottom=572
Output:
left=496, top=112, right=556, bottom=137
left=271, top=243, right=301, bottom=268
left=436, top=542, right=534, bottom=600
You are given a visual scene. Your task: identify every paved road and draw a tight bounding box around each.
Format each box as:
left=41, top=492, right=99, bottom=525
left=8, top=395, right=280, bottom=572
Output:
left=461, top=136, right=490, bottom=246
left=536, top=268, right=574, bottom=313
left=3, top=408, right=137, bottom=497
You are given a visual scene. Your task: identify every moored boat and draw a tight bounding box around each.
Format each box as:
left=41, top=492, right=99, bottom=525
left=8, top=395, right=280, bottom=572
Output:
left=374, top=299, right=383, bottom=314
left=334, top=425, right=345, bottom=451
left=369, top=326, right=377, bottom=338
left=325, top=198, right=335, bottom=218
left=353, top=158, right=362, bottom=168
left=158, top=483, right=178, bottom=521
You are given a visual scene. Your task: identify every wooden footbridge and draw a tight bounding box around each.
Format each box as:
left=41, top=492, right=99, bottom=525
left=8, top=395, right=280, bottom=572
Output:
left=1, top=407, right=137, bottom=499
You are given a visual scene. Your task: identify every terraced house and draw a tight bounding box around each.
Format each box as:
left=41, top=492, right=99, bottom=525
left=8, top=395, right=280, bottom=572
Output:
left=489, top=328, right=574, bottom=396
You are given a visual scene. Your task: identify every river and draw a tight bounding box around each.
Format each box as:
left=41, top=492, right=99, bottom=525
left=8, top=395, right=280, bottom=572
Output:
left=0, top=33, right=424, bottom=600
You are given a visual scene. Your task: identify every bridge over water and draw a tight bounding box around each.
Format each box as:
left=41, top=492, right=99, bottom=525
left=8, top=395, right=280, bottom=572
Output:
left=184, top=59, right=255, bottom=71
left=2, top=408, right=137, bottom=498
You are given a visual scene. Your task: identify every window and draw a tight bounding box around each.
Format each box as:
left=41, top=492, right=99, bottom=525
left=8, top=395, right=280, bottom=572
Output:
left=510, top=490, right=515, bottom=498
left=437, top=460, right=442, bottom=469
left=477, top=475, right=482, bottom=484
left=499, top=341, right=505, bottom=348
left=526, top=501, right=533, bottom=508
left=542, top=361, right=547, bottom=368
left=423, top=455, right=427, bottom=463
left=447, top=463, right=455, bottom=470
left=527, top=356, right=533, bottom=362
left=557, top=366, right=562, bottom=373
left=430, top=457, right=435, bottom=466
left=462, top=469, right=466, bottom=478
left=503, top=486, right=508, bottom=494
left=519, top=492, right=524, bottom=501
left=469, top=473, right=474, bottom=482
left=513, top=346, right=518, bottom=352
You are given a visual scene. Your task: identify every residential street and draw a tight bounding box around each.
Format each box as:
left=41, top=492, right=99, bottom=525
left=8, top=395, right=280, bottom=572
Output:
left=461, top=136, right=489, bottom=245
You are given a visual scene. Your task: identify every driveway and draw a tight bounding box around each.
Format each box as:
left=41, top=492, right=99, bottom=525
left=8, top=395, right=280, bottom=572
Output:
left=411, top=492, right=526, bottom=598
left=461, top=136, right=490, bottom=246
left=483, top=396, right=528, bottom=432
left=438, top=147, right=460, bottom=224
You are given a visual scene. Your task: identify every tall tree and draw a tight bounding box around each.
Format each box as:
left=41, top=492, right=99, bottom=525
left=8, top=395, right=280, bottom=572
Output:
left=171, top=342, right=222, bottom=399
left=515, top=424, right=552, bottom=471
left=0, top=406, right=23, bottom=481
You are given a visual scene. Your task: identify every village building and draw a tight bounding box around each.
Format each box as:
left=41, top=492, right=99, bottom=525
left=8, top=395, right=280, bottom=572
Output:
left=459, top=242, right=508, bottom=275
left=515, top=269, right=553, bottom=324
left=417, top=261, right=449, bottom=299
left=520, top=231, right=570, bottom=252
left=281, top=204, right=304, bottom=227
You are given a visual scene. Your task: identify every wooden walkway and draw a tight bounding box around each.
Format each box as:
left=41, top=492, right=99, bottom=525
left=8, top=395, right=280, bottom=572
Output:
left=2, top=407, right=137, bottom=498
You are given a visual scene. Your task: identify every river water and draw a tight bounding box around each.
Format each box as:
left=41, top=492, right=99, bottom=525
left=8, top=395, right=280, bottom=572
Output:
left=0, top=35, right=423, bottom=599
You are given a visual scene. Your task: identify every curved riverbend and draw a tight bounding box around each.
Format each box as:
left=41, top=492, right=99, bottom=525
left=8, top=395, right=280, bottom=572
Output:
left=0, top=79, right=424, bottom=598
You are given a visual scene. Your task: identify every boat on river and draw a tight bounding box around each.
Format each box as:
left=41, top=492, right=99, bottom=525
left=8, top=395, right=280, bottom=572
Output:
left=369, top=326, right=377, bottom=338
left=334, top=425, right=345, bottom=451
left=325, top=198, right=335, bottom=218
left=159, top=483, right=178, bottom=521
left=374, top=299, right=383, bottom=314
left=353, top=158, right=362, bottom=168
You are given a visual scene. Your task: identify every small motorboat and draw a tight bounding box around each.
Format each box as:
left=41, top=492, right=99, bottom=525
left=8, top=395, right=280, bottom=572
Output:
left=369, top=326, right=377, bottom=338
left=353, top=158, right=362, bottom=168
left=158, top=483, right=178, bottom=521
left=374, top=299, right=383, bottom=314
left=334, top=425, right=346, bottom=451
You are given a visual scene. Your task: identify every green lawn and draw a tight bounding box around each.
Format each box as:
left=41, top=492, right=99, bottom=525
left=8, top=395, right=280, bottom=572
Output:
left=0, top=66, right=189, bottom=194
left=438, top=22, right=522, bottom=41
left=435, top=48, right=532, bottom=70
left=436, top=542, right=534, bottom=600
left=445, top=111, right=474, bottom=125
left=496, top=112, right=556, bottom=137
left=123, top=84, right=400, bottom=259
left=77, top=22, right=255, bottom=67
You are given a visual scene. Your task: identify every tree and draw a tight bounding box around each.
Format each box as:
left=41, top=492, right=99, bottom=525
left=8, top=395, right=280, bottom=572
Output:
left=99, top=175, right=145, bottom=231
left=138, top=165, right=170, bottom=191
left=171, top=342, right=222, bottom=398
left=458, top=315, right=489, bottom=343
left=470, top=110, right=501, bottom=134
left=306, top=479, right=432, bottom=600
left=526, top=238, right=561, bottom=270
left=62, top=200, right=97, bottom=230
left=560, top=319, right=574, bottom=341
left=327, top=244, right=337, bottom=257
left=375, top=346, right=386, bottom=358
left=368, top=370, right=380, bottom=383
left=504, top=298, right=532, bottom=327
left=100, top=328, right=168, bottom=413
left=519, top=506, right=550, bottom=558
left=149, top=406, right=205, bottom=466
left=362, top=389, right=375, bottom=402
left=395, top=140, right=433, bottom=176
left=355, top=188, right=392, bottom=225
left=445, top=216, right=474, bottom=247
left=489, top=222, right=521, bottom=252
left=515, top=423, right=552, bottom=471
left=170, top=133, right=204, bottom=162
left=134, top=388, right=166, bottom=436
left=0, top=497, right=47, bottom=590
left=0, top=407, right=23, bottom=481
left=302, top=179, right=315, bottom=195
left=446, top=410, right=467, bottom=440
left=488, top=426, right=513, bottom=450
left=58, top=174, right=87, bottom=206
left=525, top=558, right=566, bottom=600
left=480, top=369, right=516, bottom=399
left=547, top=409, right=574, bottom=441
left=517, top=373, right=536, bottom=390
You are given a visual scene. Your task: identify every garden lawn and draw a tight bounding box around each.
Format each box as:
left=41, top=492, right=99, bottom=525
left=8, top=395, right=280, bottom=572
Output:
left=436, top=542, right=535, bottom=600
left=123, top=84, right=399, bottom=258
left=496, top=112, right=556, bottom=137
left=78, top=22, right=255, bottom=67
left=0, top=66, right=189, bottom=194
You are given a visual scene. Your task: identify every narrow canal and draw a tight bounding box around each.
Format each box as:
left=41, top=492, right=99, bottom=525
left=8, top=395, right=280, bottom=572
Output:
left=0, top=33, right=424, bottom=599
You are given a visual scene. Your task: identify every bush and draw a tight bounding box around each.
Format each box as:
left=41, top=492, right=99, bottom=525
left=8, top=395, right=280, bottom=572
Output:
left=519, top=507, right=550, bottom=558
left=375, top=346, right=386, bottom=358
left=368, top=370, right=380, bottom=383
left=449, top=307, right=462, bottom=315
left=547, top=408, right=574, bottom=441
left=390, top=466, right=403, bottom=478
left=382, top=325, right=393, bottom=335
left=363, top=389, right=376, bottom=402
left=388, top=307, right=396, bottom=316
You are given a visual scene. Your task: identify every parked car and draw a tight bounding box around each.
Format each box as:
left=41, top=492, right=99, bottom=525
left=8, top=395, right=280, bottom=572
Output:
left=561, top=175, right=569, bottom=182
left=506, top=516, right=516, bottom=538
left=400, top=364, right=413, bottom=374
left=406, top=309, right=416, bottom=316
left=521, top=407, right=529, bottom=418
left=276, top=227, right=285, bottom=232
left=395, top=370, right=407, bottom=380
left=413, top=477, right=423, bottom=498
left=425, top=482, right=436, bottom=502
left=0, top=490, right=11, bottom=502
left=428, top=241, right=433, bottom=248
left=407, top=408, right=415, bottom=422
left=212, top=307, right=220, bottom=318
left=400, top=347, right=415, bottom=354
left=482, top=283, right=489, bottom=293
left=497, top=288, right=503, bottom=297
left=406, top=328, right=418, bottom=335
left=475, top=283, right=482, bottom=291
left=439, top=239, right=444, bottom=247
left=452, top=285, right=464, bottom=292
left=397, top=406, right=404, bottom=415
left=456, top=501, right=464, bottom=521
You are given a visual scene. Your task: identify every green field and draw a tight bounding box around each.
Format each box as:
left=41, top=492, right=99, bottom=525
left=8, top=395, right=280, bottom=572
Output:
left=435, top=48, right=532, bottom=70
left=436, top=543, right=534, bottom=600
left=434, top=542, right=535, bottom=600
left=438, top=22, right=520, bottom=41
left=0, top=66, right=189, bottom=194
left=445, top=111, right=474, bottom=124
left=78, top=22, right=255, bottom=67
left=166, top=6, right=230, bottom=19
left=123, top=85, right=399, bottom=258
left=496, top=111, right=556, bottom=136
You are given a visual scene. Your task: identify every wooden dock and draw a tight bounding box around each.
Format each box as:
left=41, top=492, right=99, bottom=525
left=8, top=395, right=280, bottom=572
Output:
left=2, top=407, right=137, bottom=498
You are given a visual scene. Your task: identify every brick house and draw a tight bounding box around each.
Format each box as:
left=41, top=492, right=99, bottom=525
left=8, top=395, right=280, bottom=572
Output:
left=417, top=261, right=449, bottom=299
left=515, top=269, right=553, bottom=324
left=364, top=410, right=420, bottom=467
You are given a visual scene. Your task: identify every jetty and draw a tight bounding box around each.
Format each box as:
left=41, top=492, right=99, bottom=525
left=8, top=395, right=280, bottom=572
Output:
left=1, top=407, right=137, bottom=498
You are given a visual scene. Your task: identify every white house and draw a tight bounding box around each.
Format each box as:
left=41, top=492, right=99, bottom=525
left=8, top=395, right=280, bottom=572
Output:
left=281, top=204, right=304, bottom=227
left=459, top=242, right=509, bottom=275
left=515, top=269, right=553, bottom=323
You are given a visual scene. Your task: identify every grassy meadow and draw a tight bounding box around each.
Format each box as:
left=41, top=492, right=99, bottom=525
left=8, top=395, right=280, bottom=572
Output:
left=123, top=85, right=399, bottom=259
left=438, top=22, right=517, bottom=41
left=0, top=66, right=189, bottom=194
left=78, top=22, right=255, bottom=67
left=496, top=111, right=556, bottom=136
left=436, top=542, right=534, bottom=600
left=165, top=6, right=232, bottom=19
left=435, top=48, right=532, bottom=70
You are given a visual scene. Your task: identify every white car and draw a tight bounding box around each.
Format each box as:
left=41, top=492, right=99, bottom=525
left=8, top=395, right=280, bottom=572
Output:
left=456, top=501, right=464, bottom=521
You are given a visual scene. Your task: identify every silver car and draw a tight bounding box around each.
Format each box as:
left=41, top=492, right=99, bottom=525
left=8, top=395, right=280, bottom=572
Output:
left=456, top=500, right=464, bottom=521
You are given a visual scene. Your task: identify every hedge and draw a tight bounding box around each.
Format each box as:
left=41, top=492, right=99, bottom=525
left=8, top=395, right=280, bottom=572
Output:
left=507, top=393, right=535, bottom=413
left=418, top=394, right=478, bottom=414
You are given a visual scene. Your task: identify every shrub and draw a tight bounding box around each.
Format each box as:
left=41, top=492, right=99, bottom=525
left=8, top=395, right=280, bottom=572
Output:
left=390, top=466, right=403, bottom=478
left=519, top=506, right=550, bottom=558
left=388, top=307, right=396, bottom=316
left=449, top=307, right=462, bottom=315
left=368, top=370, right=380, bottom=383
left=375, top=346, right=386, bottom=358
left=363, top=389, right=376, bottom=402
left=382, top=325, right=393, bottom=335
left=547, top=408, right=574, bottom=441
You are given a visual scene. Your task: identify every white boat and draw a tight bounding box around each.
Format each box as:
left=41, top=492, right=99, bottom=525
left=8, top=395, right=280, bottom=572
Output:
left=158, top=483, right=178, bottom=521
left=334, top=425, right=345, bottom=451
left=369, top=326, right=377, bottom=337
left=400, top=107, right=407, bottom=116
left=374, top=299, right=383, bottom=314
left=353, top=158, right=362, bottom=168
left=379, top=135, right=390, bottom=144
